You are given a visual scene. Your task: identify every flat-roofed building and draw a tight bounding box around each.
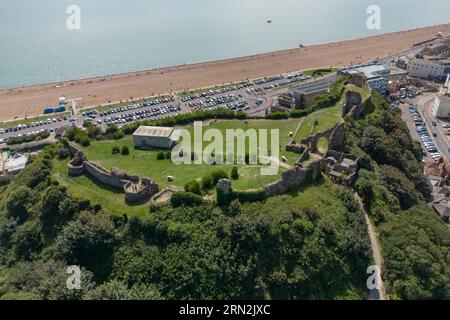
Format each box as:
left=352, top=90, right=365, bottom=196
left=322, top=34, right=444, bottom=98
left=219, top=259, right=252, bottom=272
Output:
left=407, top=58, right=449, bottom=80
left=340, top=63, right=390, bottom=95
left=132, top=126, right=180, bottom=149
left=4, top=155, right=28, bottom=175
left=289, top=74, right=337, bottom=109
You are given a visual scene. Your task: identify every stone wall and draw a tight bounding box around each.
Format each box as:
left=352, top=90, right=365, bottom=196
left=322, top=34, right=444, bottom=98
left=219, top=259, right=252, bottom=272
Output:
left=84, top=161, right=125, bottom=189
left=285, top=142, right=306, bottom=154
left=265, top=160, right=322, bottom=197
left=124, top=178, right=159, bottom=204
left=68, top=151, right=86, bottom=176
left=67, top=142, right=159, bottom=204
left=300, top=121, right=345, bottom=154
left=343, top=91, right=364, bottom=120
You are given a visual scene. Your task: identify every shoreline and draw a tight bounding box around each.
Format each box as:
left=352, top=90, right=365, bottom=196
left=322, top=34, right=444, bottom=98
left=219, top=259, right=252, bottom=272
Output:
left=1, top=23, right=449, bottom=122
left=1, top=23, right=446, bottom=92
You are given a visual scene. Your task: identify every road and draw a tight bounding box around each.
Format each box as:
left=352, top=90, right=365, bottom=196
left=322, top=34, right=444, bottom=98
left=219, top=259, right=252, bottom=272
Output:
left=417, top=93, right=450, bottom=160
left=399, top=103, right=433, bottom=163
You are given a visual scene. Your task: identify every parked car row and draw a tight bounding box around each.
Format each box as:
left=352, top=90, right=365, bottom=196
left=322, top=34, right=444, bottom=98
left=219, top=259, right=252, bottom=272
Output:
left=98, top=105, right=181, bottom=126
left=188, top=94, right=239, bottom=109
left=252, top=75, right=284, bottom=85
left=181, top=83, right=252, bottom=102
left=0, top=127, right=55, bottom=144
left=0, top=116, right=69, bottom=136
left=85, top=97, right=176, bottom=118
left=410, top=107, right=441, bottom=161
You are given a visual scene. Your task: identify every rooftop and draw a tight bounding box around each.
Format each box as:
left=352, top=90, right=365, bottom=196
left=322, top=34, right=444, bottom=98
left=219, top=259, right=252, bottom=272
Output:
left=133, top=126, right=175, bottom=138
left=343, top=63, right=390, bottom=80
left=4, top=155, right=28, bottom=173
left=291, top=75, right=337, bottom=95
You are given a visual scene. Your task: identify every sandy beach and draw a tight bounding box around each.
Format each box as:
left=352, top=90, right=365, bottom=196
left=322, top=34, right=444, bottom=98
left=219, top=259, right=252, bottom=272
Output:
left=1, top=23, right=449, bottom=122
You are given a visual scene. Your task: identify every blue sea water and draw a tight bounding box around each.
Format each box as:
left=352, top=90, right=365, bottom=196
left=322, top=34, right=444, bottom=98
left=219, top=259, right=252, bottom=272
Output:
left=0, top=0, right=449, bottom=88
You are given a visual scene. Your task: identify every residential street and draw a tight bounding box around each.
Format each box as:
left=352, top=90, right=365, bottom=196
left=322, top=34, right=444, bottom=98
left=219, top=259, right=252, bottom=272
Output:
left=417, top=94, right=450, bottom=160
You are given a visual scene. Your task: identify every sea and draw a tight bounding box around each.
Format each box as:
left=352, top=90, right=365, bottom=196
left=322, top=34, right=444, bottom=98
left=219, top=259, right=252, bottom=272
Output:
left=0, top=0, right=449, bottom=89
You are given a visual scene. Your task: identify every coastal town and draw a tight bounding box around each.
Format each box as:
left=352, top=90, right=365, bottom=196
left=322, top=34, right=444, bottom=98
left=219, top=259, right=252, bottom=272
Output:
left=1, top=26, right=450, bottom=224
left=0, top=12, right=450, bottom=303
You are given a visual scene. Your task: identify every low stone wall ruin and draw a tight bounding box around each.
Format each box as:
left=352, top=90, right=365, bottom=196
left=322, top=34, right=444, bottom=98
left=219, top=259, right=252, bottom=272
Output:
left=264, top=160, right=322, bottom=196
left=67, top=143, right=159, bottom=204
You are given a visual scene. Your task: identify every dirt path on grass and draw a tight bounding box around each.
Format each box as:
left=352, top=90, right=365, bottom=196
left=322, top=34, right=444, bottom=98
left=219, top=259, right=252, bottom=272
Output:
left=355, top=194, right=388, bottom=300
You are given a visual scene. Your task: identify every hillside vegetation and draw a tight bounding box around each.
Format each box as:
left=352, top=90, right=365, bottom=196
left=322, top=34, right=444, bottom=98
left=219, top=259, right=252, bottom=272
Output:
left=0, top=146, right=370, bottom=299
left=345, top=92, right=450, bottom=299
left=0, top=79, right=448, bottom=300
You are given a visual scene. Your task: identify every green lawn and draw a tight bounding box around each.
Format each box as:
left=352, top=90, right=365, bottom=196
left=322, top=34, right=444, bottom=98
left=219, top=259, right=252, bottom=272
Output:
left=304, top=68, right=338, bottom=78
left=76, top=119, right=300, bottom=191
left=51, top=103, right=346, bottom=214
left=52, top=158, right=150, bottom=217
left=51, top=119, right=302, bottom=216
left=294, top=100, right=344, bottom=151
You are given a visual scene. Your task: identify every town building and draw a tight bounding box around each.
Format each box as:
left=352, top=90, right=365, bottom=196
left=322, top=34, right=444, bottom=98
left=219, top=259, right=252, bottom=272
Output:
left=407, top=58, right=450, bottom=80
left=339, top=63, right=391, bottom=95
left=132, top=126, right=180, bottom=149
left=289, top=75, right=337, bottom=109
left=4, top=155, right=28, bottom=175
left=431, top=74, right=450, bottom=118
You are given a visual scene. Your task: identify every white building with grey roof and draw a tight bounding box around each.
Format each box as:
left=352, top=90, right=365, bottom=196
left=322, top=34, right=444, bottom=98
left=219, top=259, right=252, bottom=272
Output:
left=132, top=126, right=180, bottom=149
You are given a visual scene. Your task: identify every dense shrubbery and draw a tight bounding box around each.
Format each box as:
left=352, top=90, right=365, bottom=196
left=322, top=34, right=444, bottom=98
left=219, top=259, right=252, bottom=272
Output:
left=156, top=151, right=165, bottom=160
left=347, top=90, right=449, bottom=299
left=66, top=127, right=90, bottom=147
left=170, top=192, right=204, bottom=208
left=230, top=166, right=239, bottom=180
left=6, top=131, right=50, bottom=145
left=121, top=145, right=130, bottom=155
left=121, top=108, right=247, bottom=135
left=201, top=169, right=229, bottom=190
left=184, top=180, right=201, bottom=195
left=112, top=145, right=120, bottom=154
left=380, top=207, right=450, bottom=299
left=217, top=188, right=268, bottom=206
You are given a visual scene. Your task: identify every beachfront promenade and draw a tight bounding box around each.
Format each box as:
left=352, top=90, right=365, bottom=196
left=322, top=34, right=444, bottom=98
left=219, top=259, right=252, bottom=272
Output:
left=0, top=23, right=450, bottom=122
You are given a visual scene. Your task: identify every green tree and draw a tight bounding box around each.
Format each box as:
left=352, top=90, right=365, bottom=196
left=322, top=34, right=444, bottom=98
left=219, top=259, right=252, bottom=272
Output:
left=111, top=145, right=120, bottom=154
left=5, top=186, right=35, bottom=222
left=231, top=166, right=239, bottom=180
left=121, top=145, right=130, bottom=155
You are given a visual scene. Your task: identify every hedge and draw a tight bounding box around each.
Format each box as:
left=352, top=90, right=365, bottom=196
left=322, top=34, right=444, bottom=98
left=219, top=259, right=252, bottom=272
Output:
left=217, top=188, right=268, bottom=206
left=170, top=192, right=204, bottom=207
left=184, top=180, right=201, bottom=195
left=6, top=131, right=50, bottom=145
left=121, top=108, right=248, bottom=135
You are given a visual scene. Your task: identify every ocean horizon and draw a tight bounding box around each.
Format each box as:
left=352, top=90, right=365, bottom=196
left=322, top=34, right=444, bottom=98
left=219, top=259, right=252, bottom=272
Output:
left=1, top=0, right=450, bottom=89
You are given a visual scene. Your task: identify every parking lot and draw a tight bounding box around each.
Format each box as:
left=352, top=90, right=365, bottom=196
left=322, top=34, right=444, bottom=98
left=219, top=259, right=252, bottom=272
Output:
left=406, top=105, right=442, bottom=163
left=0, top=71, right=316, bottom=145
